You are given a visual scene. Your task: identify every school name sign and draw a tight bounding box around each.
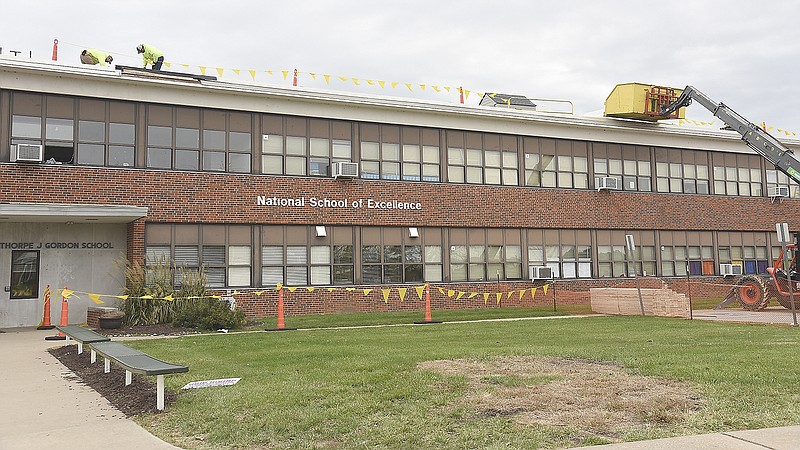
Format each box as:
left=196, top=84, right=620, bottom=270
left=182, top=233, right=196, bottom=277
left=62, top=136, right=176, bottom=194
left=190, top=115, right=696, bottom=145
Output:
left=257, top=196, right=422, bottom=210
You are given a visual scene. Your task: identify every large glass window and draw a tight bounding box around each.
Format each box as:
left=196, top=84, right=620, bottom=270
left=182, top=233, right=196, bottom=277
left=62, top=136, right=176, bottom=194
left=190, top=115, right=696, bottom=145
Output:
left=711, top=153, right=762, bottom=197
left=10, top=251, right=40, bottom=299
left=525, top=138, right=587, bottom=189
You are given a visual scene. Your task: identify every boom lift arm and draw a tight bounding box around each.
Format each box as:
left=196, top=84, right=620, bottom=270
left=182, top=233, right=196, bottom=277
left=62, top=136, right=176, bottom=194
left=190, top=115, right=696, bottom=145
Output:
left=660, top=86, right=800, bottom=184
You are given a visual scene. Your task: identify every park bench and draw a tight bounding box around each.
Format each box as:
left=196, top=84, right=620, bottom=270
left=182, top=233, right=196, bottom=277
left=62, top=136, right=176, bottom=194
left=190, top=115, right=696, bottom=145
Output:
left=55, top=325, right=110, bottom=355
left=88, top=341, right=189, bottom=410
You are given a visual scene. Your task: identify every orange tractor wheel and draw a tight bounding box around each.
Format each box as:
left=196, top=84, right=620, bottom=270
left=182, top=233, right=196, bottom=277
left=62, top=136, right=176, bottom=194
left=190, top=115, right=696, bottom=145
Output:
left=736, top=275, right=770, bottom=311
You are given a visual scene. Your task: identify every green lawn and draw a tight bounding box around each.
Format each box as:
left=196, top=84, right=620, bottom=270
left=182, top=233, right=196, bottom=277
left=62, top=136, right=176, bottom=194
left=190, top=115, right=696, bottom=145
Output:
left=130, top=315, right=800, bottom=449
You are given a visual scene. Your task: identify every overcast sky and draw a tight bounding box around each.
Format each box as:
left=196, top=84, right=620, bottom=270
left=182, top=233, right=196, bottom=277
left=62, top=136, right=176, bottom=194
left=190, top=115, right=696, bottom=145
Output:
left=4, top=1, right=800, bottom=133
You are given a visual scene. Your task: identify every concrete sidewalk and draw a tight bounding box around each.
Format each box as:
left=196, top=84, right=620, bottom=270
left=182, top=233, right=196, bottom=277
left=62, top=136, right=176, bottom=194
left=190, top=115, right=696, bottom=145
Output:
left=0, top=327, right=179, bottom=450
left=1, top=326, right=798, bottom=450
left=568, top=425, right=800, bottom=449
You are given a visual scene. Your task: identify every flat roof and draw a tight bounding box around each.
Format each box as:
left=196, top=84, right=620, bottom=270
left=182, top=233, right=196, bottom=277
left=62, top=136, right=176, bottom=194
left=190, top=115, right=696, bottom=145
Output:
left=1, top=57, right=796, bottom=154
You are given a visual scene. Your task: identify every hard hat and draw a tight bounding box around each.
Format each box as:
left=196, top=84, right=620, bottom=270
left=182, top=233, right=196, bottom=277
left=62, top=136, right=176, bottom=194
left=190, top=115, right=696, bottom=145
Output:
left=105, top=55, right=114, bottom=64
left=136, top=44, right=144, bottom=53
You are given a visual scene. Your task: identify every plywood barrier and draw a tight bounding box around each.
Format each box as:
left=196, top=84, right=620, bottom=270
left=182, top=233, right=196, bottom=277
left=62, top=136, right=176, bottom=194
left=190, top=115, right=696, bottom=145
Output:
left=590, top=288, right=690, bottom=318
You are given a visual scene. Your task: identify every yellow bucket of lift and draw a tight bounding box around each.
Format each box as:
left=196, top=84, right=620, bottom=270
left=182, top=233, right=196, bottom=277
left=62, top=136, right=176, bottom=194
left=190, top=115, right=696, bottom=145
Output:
left=604, top=83, right=686, bottom=121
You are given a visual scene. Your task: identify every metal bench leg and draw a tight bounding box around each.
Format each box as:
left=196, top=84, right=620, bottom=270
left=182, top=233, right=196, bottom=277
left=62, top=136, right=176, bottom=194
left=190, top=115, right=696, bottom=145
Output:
left=90, top=349, right=96, bottom=364
left=157, top=375, right=165, bottom=410
left=125, top=370, right=132, bottom=386
left=104, top=357, right=110, bottom=374
left=77, top=342, right=83, bottom=354
left=64, top=336, right=70, bottom=347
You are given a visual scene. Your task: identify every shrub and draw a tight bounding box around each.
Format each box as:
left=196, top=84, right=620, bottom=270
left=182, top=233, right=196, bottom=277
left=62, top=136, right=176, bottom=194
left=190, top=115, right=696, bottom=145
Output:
left=174, top=298, right=246, bottom=331
left=119, top=257, right=209, bottom=326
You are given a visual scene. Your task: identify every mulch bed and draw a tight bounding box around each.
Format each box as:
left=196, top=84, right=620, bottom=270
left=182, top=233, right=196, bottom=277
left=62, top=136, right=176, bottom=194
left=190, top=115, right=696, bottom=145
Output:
left=47, top=324, right=198, bottom=416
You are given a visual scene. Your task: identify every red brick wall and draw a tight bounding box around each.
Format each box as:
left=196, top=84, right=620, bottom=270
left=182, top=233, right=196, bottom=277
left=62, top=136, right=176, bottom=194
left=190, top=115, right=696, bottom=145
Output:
left=3, top=164, right=800, bottom=231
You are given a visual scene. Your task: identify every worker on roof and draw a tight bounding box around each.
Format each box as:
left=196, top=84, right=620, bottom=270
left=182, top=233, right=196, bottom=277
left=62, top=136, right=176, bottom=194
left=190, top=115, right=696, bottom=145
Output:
left=136, top=44, right=164, bottom=71
left=80, top=49, right=113, bottom=66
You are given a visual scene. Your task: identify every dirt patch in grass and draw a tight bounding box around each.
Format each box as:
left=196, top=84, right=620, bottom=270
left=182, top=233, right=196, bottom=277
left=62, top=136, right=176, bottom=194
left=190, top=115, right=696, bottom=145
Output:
left=420, top=356, right=702, bottom=439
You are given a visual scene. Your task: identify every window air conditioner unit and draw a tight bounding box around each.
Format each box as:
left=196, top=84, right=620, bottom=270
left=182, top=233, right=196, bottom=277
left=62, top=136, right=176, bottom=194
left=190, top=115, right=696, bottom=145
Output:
left=11, top=144, right=44, bottom=163
left=597, top=176, right=620, bottom=191
left=332, top=161, right=359, bottom=178
left=720, top=263, right=743, bottom=277
left=529, top=266, right=553, bottom=280
left=769, top=186, right=790, bottom=198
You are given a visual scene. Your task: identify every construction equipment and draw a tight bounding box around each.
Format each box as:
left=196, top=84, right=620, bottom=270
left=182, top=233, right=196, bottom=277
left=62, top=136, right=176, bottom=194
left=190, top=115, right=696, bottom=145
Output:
left=657, top=86, right=800, bottom=310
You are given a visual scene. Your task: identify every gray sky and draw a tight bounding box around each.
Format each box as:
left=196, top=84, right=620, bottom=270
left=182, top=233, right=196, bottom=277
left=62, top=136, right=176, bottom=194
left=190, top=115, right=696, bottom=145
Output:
left=4, top=1, right=800, bottom=133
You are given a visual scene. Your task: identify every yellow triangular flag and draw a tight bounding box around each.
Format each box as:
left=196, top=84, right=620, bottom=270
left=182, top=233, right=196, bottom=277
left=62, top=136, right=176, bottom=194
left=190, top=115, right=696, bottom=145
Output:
left=88, top=293, right=104, bottom=305
left=432, top=85, right=441, bottom=92
left=531, top=287, right=537, bottom=299
left=542, top=284, right=549, bottom=296
left=464, top=89, right=471, bottom=100
left=415, top=285, right=425, bottom=299
left=506, top=291, right=514, bottom=299
left=468, top=292, right=478, bottom=299
left=366, top=79, right=375, bottom=86
left=381, top=289, right=391, bottom=303
left=398, top=287, right=407, bottom=302
left=255, top=291, right=264, bottom=296
left=248, top=70, right=256, bottom=80
left=211, top=295, right=221, bottom=299
left=444, top=86, right=451, bottom=92
left=419, top=84, right=426, bottom=91
left=164, top=62, right=171, bottom=68
left=215, top=68, right=224, bottom=78
left=198, top=66, right=207, bottom=75
left=346, top=287, right=356, bottom=291
left=456, top=291, right=465, bottom=300
left=326, top=288, right=335, bottom=292
left=282, top=70, right=290, bottom=80
left=232, top=290, right=242, bottom=295
left=391, top=81, right=399, bottom=88
left=140, top=295, right=153, bottom=300
left=323, top=74, right=331, bottom=84
left=363, top=289, right=372, bottom=296
left=288, top=287, right=298, bottom=293
left=518, top=290, right=526, bottom=301
left=309, top=72, right=317, bottom=79
left=306, top=287, right=315, bottom=292
left=447, top=289, right=455, bottom=298
left=338, top=76, right=348, bottom=81
left=232, top=69, right=240, bottom=76
left=276, top=282, right=283, bottom=290
left=378, top=80, right=386, bottom=88
left=438, top=287, right=446, bottom=295
left=405, top=83, right=413, bottom=92
left=352, top=78, right=360, bottom=86
left=163, top=294, right=174, bottom=301
left=483, top=293, right=490, bottom=305
left=60, top=288, right=75, bottom=298
left=496, top=293, right=502, bottom=304
left=115, top=295, right=129, bottom=301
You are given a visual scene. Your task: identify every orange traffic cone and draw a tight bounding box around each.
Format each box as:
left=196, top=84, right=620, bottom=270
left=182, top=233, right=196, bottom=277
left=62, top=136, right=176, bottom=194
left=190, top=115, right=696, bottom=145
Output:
left=414, top=282, right=441, bottom=324
left=266, top=284, right=296, bottom=331
left=45, top=287, right=68, bottom=341
left=36, top=285, right=55, bottom=330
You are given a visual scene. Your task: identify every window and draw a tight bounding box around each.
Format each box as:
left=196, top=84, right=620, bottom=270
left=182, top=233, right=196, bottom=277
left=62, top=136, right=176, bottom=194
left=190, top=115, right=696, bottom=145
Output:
left=717, top=232, right=770, bottom=274
left=11, top=251, right=40, bottom=299
left=594, top=144, right=650, bottom=192
left=260, top=226, right=353, bottom=286
left=525, top=138, right=587, bottom=189
left=711, top=153, right=761, bottom=196
left=529, top=230, right=592, bottom=278
left=448, top=145, right=518, bottom=185
left=655, top=148, right=710, bottom=194
left=766, top=169, right=799, bottom=198
left=361, top=243, right=423, bottom=283
left=144, top=225, right=252, bottom=288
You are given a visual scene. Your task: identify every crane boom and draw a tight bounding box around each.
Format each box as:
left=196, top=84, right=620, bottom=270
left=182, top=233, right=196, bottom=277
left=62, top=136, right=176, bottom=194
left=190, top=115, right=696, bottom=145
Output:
left=660, top=86, right=800, bottom=184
